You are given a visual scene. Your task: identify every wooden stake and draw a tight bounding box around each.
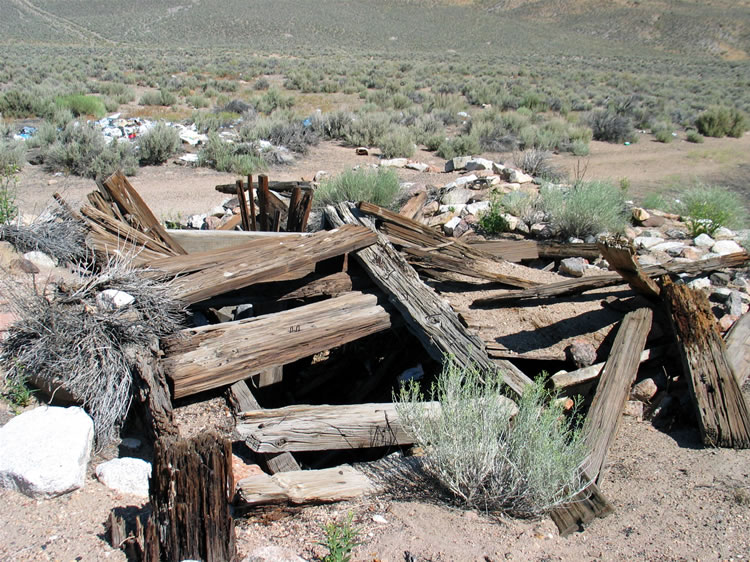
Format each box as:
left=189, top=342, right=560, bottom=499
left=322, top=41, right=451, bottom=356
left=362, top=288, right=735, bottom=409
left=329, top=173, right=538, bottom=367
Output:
left=258, top=174, right=270, bottom=231
left=236, top=179, right=250, bottom=231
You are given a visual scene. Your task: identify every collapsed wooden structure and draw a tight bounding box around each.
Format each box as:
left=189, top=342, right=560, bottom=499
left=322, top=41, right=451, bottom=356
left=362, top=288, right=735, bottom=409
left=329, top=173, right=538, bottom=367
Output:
left=67, top=171, right=750, bottom=555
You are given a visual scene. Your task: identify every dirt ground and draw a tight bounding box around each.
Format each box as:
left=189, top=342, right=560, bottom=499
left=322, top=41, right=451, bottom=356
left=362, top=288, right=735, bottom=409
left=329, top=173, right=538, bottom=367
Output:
left=2, top=133, right=750, bottom=561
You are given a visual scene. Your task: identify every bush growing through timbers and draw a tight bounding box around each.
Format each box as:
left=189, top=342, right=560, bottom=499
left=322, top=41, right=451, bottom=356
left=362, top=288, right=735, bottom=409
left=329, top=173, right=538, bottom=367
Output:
left=396, top=357, right=588, bottom=517
left=315, top=168, right=400, bottom=209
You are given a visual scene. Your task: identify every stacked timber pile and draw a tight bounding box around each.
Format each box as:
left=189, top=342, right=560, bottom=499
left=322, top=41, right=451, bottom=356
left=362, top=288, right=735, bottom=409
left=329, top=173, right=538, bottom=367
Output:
left=7, top=170, right=748, bottom=558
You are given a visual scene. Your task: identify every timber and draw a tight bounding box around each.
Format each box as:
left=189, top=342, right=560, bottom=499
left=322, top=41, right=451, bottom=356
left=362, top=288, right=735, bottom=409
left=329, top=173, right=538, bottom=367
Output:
left=215, top=179, right=312, bottom=194
left=149, top=433, right=235, bottom=562
left=237, top=402, right=441, bottom=453
left=598, top=239, right=661, bottom=300
left=237, top=465, right=374, bottom=506
left=473, top=251, right=750, bottom=306
left=662, top=278, right=750, bottom=448
left=582, top=307, right=653, bottom=481
left=551, top=347, right=666, bottom=391
left=164, top=224, right=376, bottom=304
left=726, top=312, right=750, bottom=386
left=163, top=292, right=392, bottom=398
left=227, top=381, right=301, bottom=473
left=398, top=191, right=427, bottom=220
left=325, top=202, right=533, bottom=396
left=549, top=482, right=614, bottom=537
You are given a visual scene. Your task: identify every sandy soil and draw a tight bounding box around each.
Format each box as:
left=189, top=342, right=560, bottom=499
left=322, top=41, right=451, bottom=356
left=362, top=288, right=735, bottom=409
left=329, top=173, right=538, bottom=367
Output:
left=3, top=133, right=750, bottom=561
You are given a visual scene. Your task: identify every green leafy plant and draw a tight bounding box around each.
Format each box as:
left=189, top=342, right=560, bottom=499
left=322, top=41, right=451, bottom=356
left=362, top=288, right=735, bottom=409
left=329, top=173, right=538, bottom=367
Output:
left=315, top=167, right=400, bottom=209
left=396, top=357, right=588, bottom=517
left=478, top=194, right=510, bottom=234
left=3, top=363, right=36, bottom=412
left=540, top=180, right=628, bottom=238
left=671, top=184, right=745, bottom=236
left=317, top=512, right=362, bottom=562
left=685, top=130, right=704, bottom=143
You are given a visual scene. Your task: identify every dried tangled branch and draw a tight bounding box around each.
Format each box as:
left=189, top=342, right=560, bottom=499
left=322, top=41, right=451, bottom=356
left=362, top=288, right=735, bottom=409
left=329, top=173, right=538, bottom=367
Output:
left=1, top=254, right=185, bottom=446
left=0, top=207, right=89, bottom=265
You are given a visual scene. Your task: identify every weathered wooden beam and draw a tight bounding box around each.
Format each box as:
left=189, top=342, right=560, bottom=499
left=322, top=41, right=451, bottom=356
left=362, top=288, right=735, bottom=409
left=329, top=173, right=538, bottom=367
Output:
left=398, top=191, right=427, bottom=220
left=663, top=278, right=750, bottom=448
left=598, top=239, right=661, bottom=300
left=473, top=252, right=750, bottom=306
left=325, top=203, right=533, bottom=396
left=163, top=292, right=392, bottom=398
left=227, top=381, right=300, bottom=474
left=236, top=179, right=251, bottom=231
left=215, top=180, right=312, bottom=194
left=466, top=239, right=539, bottom=263
left=165, top=224, right=376, bottom=304
left=549, top=482, right=614, bottom=537
left=726, top=312, right=750, bottom=386
left=237, top=465, right=374, bottom=506
left=237, top=402, right=440, bottom=453
left=582, top=307, right=653, bottom=481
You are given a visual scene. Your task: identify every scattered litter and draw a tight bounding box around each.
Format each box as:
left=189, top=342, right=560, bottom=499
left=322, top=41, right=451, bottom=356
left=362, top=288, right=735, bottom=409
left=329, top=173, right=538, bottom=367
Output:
left=13, top=126, right=37, bottom=140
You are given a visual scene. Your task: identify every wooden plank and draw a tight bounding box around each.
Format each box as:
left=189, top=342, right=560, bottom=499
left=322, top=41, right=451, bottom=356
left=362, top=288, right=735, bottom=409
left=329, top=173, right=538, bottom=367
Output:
left=237, top=465, right=374, bottom=506
left=227, top=381, right=300, bottom=473
left=236, top=179, right=251, bottom=231
left=473, top=252, right=750, bottom=306
left=165, top=224, right=376, bottom=304
left=466, top=239, right=539, bottom=263
left=551, top=347, right=665, bottom=391
left=726, top=312, right=750, bottom=386
left=258, top=174, right=270, bottom=231
left=247, top=174, right=257, bottom=231
left=101, top=170, right=187, bottom=255
left=215, top=180, right=312, bottom=194
left=398, top=191, right=427, bottom=220
left=598, top=239, right=661, bottom=300
left=325, top=203, right=533, bottom=397
left=286, top=187, right=303, bottom=232
left=550, top=482, right=614, bottom=537
left=663, top=278, right=750, bottom=448
left=237, top=402, right=440, bottom=453
left=164, top=292, right=392, bottom=398
left=217, top=213, right=242, bottom=231
left=166, top=229, right=309, bottom=253
left=582, top=308, right=653, bottom=481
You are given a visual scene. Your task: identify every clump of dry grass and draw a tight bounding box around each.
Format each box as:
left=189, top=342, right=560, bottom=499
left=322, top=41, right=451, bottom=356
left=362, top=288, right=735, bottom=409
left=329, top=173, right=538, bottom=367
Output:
left=1, top=255, right=185, bottom=446
left=0, top=207, right=89, bottom=264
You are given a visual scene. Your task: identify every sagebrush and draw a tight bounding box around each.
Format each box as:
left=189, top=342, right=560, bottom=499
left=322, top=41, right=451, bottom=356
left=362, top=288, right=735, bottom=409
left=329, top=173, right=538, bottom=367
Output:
left=315, top=167, right=400, bottom=209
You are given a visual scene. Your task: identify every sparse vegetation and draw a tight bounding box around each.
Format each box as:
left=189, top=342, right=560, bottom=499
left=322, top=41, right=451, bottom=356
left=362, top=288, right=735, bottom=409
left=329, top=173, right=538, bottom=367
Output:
left=317, top=512, right=362, bottom=562
left=695, top=106, right=748, bottom=138
left=55, top=94, right=106, bottom=118
left=396, top=357, right=588, bottom=517
left=137, top=122, right=181, bottom=165
left=671, top=184, right=745, bottom=236
left=587, top=109, right=636, bottom=144
left=478, top=195, right=510, bottom=234
left=315, top=168, right=400, bottom=209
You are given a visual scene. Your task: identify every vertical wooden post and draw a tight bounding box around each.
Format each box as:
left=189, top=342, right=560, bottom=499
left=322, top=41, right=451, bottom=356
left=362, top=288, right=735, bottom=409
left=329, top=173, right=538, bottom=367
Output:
left=286, top=187, right=302, bottom=232
left=236, top=179, right=250, bottom=231
left=247, top=175, right=256, bottom=231
left=272, top=209, right=282, bottom=232
left=150, top=432, right=236, bottom=561
left=298, top=190, right=314, bottom=232
left=258, top=174, right=270, bottom=231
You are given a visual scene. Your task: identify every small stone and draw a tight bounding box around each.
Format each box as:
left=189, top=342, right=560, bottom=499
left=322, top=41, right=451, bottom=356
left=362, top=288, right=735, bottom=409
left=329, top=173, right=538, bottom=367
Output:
left=693, top=233, right=715, bottom=248
left=441, top=188, right=474, bottom=206
left=711, top=287, right=732, bottom=303
left=422, top=201, right=439, bottom=216
left=242, top=546, right=306, bottom=562
left=506, top=168, right=533, bottom=184
left=96, top=289, right=135, bottom=310
left=405, top=161, right=429, bottom=172
left=439, top=204, right=466, bottom=215
left=711, top=240, right=743, bottom=256
left=559, top=257, right=588, bottom=278
left=23, top=251, right=56, bottom=269
left=355, top=147, right=369, bottom=156
left=631, top=378, right=659, bottom=402
left=713, top=227, right=735, bottom=240
left=514, top=222, right=530, bottom=235
left=566, top=339, right=597, bottom=368
left=718, top=314, right=737, bottom=332
left=623, top=400, right=644, bottom=420
left=425, top=212, right=456, bottom=228
left=452, top=174, right=479, bottom=188
left=641, top=215, right=666, bottom=227
left=210, top=205, right=226, bottom=217
left=688, top=277, right=711, bottom=291
left=530, top=223, right=553, bottom=239
left=650, top=241, right=685, bottom=255
left=680, top=247, right=703, bottom=261
left=204, top=216, right=221, bottom=230
left=465, top=158, right=494, bottom=171
left=465, top=201, right=491, bottom=216
left=491, top=161, right=507, bottom=175
left=372, top=514, right=388, bottom=524
left=231, top=454, right=264, bottom=490
left=10, top=258, right=40, bottom=274
left=187, top=214, right=206, bottom=229
left=96, top=458, right=151, bottom=497
left=632, top=207, right=650, bottom=223
left=453, top=220, right=470, bottom=238
left=727, top=290, right=743, bottom=317
left=633, top=236, right=665, bottom=249
left=443, top=216, right=462, bottom=236
left=637, top=254, right=661, bottom=266
left=444, top=156, right=472, bottom=172
left=710, top=272, right=731, bottom=287
left=313, top=170, right=329, bottom=182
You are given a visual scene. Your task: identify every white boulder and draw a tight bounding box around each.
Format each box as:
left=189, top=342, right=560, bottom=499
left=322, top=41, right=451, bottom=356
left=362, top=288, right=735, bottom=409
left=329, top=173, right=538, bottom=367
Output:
left=96, top=457, right=151, bottom=497
left=0, top=406, right=94, bottom=498
left=711, top=240, right=743, bottom=256
left=23, top=251, right=56, bottom=269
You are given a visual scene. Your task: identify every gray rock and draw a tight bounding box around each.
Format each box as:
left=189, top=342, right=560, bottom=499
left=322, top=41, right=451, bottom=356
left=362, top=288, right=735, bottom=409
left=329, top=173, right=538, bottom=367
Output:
left=710, top=272, right=731, bottom=287
left=441, top=188, right=474, bottom=206
left=633, top=236, right=665, bottom=249
left=502, top=214, right=520, bottom=232
left=688, top=277, right=711, bottom=291
left=120, top=437, right=142, bottom=450
left=693, top=233, right=715, bottom=248
left=96, top=457, right=151, bottom=497
left=664, top=228, right=688, bottom=240
left=405, top=161, right=429, bottom=172
left=0, top=406, right=94, bottom=498
left=727, top=290, right=744, bottom=317
left=23, top=251, right=56, bottom=269
left=491, top=162, right=507, bottom=175
left=514, top=222, right=530, bottom=235
left=559, top=257, right=587, bottom=278
left=453, top=220, right=470, bottom=238
left=444, top=156, right=472, bottom=172
left=711, top=287, right=732, bottom=303
left=96, top=289, right=135, bottom=310
left=443, top=216, right=462, bottom=236
left=680, top=246, right=703, bottom=261
left=623, top=400, right=644, bottom=420
left=713, top=227, right=735, bottom=240
left=452, top=174, right=479, bottom=188
left=530, top=223, right=553, bottom=239
left=506, top=168, right=534, bottom=184
left=187, top=214, right=207, bottom=229
left=464, top=158, right=494, bottom=171
left=711, top=240, right=743, bottom=256
left=636, top=254, right=661, bottom=266
left=439, top=204, right=466, bottom=215
left=566, top=340, right=597, bottom=368
left=465, top=201, right=491, bottom=216
left=650, top=241, right=685, bottom=255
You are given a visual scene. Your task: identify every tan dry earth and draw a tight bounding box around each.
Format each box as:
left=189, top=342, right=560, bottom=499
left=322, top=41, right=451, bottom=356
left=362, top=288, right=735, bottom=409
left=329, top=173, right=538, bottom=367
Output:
left=1, top=133, right=750, bottom=561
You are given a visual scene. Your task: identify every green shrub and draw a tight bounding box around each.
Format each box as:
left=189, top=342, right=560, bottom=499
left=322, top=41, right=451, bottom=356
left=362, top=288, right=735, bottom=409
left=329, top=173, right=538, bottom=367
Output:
left=254, top=77, right=270, bottom=90
left=652, top=124, right=674, bottom=143
left=138, top=122, right=181, bottom=165
left=0, top=162, right=19, bottom=225
left=191, top=111, right=241, bottom=133
left=436, top=135, right=480, bottom=160
left=253, top=88, right=295, bottom=114
left=478, top=195, right=510, bottom=234
left=240, top=114, right=319, bottom=154
left=378, top=126, right=415, bottom=159
left=685, top=130, right=704, bottom=143
left=315, top=168, right=400, bottom=209
left=197, top=133, right=266, bottom=175
left=0, top=89, right=53, bottom=118
left=317, top=512, right=362, bottom=562
left=695, top=106, right=748, bottom=138
left=641, top=192, right=667, bottom=211
left=139, top=89, right=177, bottom=106
left=42, top=122, right=137, bottom=179
left=187, top=94, right=209, bottom=108
left=500, top=190, right=542, bottom=226
left=344, top=112, right=391, bottom=147
left=55, top=94, right=106, bottom=118
left=0, top=140, right=25, bottom=173
left=586, top=109, right=636, bottom=143
left=540, top=180, right=628, bottom=238
left=513, top=149, right=561, bottom=181
left=396, top=358, right=587, bottom=516
left=322, top=111, right=354, bottom=140
left=671, top=184, right=745, bottom=236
